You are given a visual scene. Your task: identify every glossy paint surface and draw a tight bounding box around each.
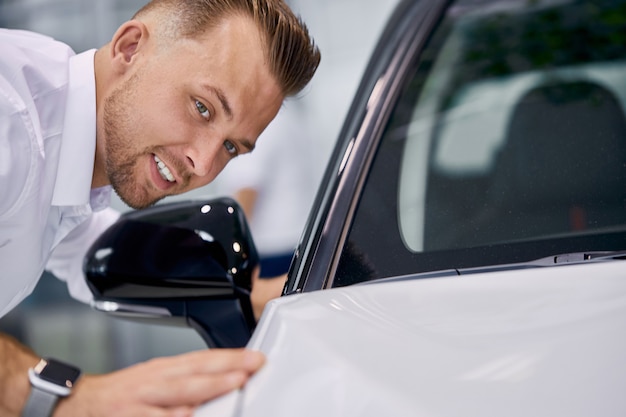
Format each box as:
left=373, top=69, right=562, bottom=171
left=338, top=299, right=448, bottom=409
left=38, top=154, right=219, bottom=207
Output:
left=196, top=260, right=626, bottom=416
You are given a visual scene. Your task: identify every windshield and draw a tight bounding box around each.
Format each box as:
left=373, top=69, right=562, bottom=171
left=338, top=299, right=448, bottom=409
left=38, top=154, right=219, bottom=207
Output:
left=333, top=0, right=626, bottom=287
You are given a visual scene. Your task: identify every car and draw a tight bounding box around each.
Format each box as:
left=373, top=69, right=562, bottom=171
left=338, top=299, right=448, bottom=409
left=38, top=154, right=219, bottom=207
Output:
left=84, top=0, right=626, bottom=415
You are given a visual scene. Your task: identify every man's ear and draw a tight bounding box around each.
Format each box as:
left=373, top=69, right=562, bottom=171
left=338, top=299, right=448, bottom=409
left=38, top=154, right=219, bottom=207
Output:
left=110, top=20, right=149, bottom=72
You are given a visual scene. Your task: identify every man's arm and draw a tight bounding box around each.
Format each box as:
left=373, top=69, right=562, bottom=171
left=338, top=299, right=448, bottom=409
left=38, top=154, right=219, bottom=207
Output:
left=0, top=332, right=265, bottom=417
left=234, top=187, right=258, bottom=222
left=0, top=333, right=39, bottom=416
left=250, top=268, right=287, bottom=321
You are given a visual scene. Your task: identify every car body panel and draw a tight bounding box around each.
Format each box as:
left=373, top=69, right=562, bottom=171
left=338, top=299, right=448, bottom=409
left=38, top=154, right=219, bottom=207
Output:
left=196, top=260, right=626, bottom=417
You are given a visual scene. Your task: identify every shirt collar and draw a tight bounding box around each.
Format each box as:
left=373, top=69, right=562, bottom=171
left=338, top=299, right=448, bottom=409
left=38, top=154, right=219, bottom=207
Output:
left=51, top=49, right=99, bottom=207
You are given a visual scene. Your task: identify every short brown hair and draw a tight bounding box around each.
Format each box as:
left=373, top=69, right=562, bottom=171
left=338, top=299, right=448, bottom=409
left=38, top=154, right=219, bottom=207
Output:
left=133, top=0, right=320, bottom=97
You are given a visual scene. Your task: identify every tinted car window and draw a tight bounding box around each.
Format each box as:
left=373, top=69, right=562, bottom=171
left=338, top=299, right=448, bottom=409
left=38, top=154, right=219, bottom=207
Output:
left=334, top=0, right=626, bottom=287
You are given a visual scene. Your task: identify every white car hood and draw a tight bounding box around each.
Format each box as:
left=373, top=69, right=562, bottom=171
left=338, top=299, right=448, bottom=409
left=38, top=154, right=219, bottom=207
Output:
left=196, top=261, right=626, bottom=417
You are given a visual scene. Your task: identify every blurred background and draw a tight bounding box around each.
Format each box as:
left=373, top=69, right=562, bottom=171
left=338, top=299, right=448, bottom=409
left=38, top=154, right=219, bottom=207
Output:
left=0, top=0, right=398, bottom=372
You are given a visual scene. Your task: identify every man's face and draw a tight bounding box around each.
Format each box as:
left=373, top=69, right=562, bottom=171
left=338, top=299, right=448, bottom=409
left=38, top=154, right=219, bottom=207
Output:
left=99, top=16, right=284, bottom=209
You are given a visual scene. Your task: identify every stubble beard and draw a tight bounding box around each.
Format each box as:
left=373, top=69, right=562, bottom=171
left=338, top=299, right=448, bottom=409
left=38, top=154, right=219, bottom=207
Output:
left=102, top=73, right=164, bottom=210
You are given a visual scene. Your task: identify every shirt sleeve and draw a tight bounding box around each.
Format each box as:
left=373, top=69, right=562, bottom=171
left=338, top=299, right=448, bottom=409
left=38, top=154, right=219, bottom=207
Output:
left=45, top=207, right=121, bottom=304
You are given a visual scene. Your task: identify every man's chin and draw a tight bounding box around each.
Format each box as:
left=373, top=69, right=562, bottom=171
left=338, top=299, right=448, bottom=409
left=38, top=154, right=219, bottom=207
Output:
left=113, top=187, right=164, bottom=210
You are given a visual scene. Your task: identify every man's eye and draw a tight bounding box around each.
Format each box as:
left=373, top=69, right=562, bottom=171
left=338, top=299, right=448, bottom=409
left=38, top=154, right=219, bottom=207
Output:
left=223, top=140, right=237, bottom=156
left=195, top=100, right=211, bottom=120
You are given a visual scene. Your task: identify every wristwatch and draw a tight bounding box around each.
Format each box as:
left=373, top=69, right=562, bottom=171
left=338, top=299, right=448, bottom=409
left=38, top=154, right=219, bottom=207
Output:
left=22, top=358, right=81, bottom=417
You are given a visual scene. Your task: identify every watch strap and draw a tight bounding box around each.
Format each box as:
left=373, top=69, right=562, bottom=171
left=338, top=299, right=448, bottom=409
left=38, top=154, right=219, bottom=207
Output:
left=22, top=384, right=60, bottom=417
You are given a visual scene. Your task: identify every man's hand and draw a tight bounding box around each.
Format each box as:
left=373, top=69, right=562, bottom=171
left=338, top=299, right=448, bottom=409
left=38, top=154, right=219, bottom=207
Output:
left=53, top=348, right=265, bottom=417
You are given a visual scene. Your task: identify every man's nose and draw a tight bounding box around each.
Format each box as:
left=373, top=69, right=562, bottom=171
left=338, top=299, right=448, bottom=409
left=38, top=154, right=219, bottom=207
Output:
left=185, top=135, right=220, bottom=178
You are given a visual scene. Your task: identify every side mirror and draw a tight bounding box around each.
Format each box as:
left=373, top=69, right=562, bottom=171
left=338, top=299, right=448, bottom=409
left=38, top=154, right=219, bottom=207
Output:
left=83, top=197, right=258, bottom=348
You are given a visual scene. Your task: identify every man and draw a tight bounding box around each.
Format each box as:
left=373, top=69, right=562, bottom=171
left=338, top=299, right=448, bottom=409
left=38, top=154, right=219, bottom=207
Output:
left=0, top=0, right=320, bottom=415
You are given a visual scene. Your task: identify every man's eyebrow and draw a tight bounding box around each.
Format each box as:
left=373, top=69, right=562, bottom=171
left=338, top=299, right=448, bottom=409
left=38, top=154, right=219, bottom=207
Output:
left=238, top=138, right=255, bottom=153
left=203, top=85, right=233, bottom=121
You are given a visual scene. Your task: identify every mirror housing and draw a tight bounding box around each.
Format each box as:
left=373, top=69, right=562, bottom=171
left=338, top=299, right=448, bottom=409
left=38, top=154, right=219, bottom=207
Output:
left=84, top=198, right=258, bottom=348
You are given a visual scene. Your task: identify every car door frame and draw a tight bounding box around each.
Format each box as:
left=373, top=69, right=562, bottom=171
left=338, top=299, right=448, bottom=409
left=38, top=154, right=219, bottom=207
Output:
left=285, top=0, right=453, bottom=295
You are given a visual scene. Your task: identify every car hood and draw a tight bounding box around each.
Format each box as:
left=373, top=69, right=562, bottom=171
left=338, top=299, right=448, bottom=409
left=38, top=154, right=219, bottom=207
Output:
left=195, top=261, right=626, bottom=417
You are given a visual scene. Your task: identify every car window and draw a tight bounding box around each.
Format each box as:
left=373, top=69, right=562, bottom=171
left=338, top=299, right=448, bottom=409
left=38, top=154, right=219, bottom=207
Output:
left=333, top=0, right=626, bottom=287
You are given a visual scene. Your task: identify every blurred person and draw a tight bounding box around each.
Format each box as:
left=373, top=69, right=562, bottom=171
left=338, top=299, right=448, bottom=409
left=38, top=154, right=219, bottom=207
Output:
left=0, top=0, right=320, bottom=416
left=221, top=102, right=317, bottom=274
left=220, top=102, right=318, bottom=319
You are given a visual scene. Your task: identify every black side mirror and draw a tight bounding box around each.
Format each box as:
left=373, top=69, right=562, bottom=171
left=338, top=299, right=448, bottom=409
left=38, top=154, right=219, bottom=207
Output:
left=83, top=197, right=258, bottom=348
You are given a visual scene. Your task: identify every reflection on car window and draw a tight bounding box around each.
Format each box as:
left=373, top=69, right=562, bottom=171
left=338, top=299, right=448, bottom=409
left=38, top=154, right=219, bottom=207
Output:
left=334, top=0, right=626, bottom=287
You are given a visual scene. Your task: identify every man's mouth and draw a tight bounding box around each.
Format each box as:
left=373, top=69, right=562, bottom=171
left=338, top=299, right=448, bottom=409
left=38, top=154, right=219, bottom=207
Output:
left=154, top=155, right=175, bottom=182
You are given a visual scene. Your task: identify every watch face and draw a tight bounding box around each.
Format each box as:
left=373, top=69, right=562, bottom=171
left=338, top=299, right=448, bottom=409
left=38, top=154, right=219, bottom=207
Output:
left=37, top=359, right=81, bottom=388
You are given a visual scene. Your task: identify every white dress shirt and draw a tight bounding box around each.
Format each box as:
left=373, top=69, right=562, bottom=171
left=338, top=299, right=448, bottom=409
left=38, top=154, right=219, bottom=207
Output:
left=0, top=29, right=120, bottom=318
